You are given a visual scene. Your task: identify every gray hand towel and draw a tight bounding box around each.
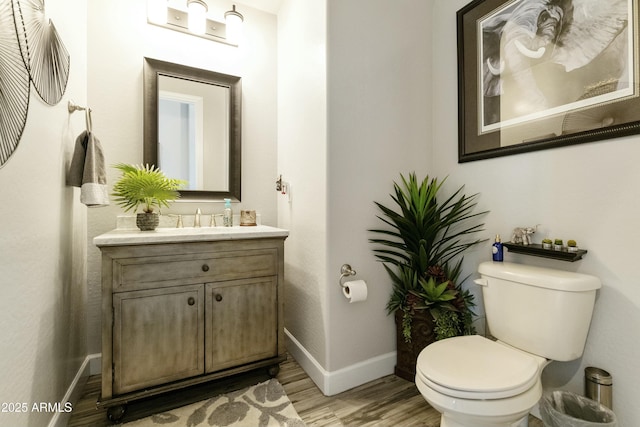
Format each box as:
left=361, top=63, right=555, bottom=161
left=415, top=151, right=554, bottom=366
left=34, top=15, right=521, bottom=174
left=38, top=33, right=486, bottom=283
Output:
left=68, top=130, right=109, bottom=207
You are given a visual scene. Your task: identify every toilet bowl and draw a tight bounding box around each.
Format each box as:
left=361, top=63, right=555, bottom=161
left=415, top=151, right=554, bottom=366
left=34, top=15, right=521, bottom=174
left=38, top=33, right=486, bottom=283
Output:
left=415, top=335, right=549, bottom=427
left=415, top=262, right=601, bottom=427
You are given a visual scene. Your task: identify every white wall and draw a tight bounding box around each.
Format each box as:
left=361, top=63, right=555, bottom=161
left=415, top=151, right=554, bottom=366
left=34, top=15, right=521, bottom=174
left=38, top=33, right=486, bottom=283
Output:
left=432, top=1, right=640, bottom=425
left=85, top=0, right=278, bottom=354
left=279, top=0, right=434, bottom=395
left=326, top=0, right=433, bottom=371
left=0, top=0, right=88, bottom=425
left=277, top=0, right=329, bottom=374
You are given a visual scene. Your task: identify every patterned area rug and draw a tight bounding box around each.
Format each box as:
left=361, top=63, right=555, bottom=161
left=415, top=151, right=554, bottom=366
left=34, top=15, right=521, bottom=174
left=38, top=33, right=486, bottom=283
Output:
left=123, top=379, right=306, bottom=427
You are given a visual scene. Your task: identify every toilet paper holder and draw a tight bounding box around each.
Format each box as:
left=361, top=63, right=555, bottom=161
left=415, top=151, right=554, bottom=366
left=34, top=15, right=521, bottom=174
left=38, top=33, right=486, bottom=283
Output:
left=339, top=264, right=357, bottom=288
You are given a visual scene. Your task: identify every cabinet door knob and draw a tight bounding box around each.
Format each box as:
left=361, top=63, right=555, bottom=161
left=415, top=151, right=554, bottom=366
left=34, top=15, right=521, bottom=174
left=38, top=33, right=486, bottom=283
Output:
left=187, top=297, right=196, bottom=306
left=202, top=264, right=210, bottom=272
left=215, top=294, right=223, bottom=302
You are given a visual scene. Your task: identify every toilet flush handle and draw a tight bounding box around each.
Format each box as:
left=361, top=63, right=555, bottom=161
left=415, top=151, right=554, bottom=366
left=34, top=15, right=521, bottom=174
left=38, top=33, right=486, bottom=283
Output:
left=474, top=278, right=488, bottom=287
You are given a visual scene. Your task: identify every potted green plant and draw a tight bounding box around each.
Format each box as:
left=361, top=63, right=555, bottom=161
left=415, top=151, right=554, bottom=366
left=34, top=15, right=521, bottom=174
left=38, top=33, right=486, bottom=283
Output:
left=554, top=239, right=564, bottom=251
left=542, top=238, right=553, bottom=249
left=567, top=239, right=579, bottom=253
left=111, top=163, right=186, bottom=231
left=369, top=173, right=487, bottom=380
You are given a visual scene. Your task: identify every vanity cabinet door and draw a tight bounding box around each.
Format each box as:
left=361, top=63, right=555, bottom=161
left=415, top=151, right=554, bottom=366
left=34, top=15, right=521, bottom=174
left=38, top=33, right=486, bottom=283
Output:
left=205, top=277, right=278, bottom=373
left=112, top=284, right=205, bottom=394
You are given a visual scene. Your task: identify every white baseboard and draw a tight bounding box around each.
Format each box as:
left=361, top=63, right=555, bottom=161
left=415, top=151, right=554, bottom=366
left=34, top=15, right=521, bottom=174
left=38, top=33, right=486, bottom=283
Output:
left=89, top=353, right=102, bottom=375
left=48, top=353, right=100, bottom=427
left=284, top=328, right=396, bottom=396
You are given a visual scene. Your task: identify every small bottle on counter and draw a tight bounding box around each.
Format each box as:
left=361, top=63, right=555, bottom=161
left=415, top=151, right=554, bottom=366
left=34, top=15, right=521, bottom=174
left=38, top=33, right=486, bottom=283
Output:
left=223, top=198, right=233, bottom=227
left=492, top=234, right=503, bottom=262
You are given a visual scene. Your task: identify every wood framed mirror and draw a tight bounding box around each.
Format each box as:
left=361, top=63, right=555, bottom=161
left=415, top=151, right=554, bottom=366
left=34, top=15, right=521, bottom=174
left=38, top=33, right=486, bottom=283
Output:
left=143, top=57, right=241, bottom=201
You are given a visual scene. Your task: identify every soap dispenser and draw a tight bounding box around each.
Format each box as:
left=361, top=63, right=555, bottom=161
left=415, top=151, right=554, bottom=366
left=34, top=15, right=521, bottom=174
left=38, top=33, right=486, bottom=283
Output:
left=223, top=198, right=233, bottom=227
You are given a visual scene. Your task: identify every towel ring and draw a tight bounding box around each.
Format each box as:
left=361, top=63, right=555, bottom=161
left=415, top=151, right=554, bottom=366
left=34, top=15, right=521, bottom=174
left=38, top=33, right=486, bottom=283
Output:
left=339, top=264, right=357, bottom=288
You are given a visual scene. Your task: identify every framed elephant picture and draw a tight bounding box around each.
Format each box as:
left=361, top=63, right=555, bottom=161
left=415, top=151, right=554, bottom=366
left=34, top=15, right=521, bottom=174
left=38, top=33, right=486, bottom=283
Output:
left=457, top=0, right=640, bottom=162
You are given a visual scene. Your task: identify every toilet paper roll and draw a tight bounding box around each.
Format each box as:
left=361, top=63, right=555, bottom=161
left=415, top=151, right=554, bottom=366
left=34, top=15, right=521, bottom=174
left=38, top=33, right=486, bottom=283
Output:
left=342, top=280, right=368, bottom=303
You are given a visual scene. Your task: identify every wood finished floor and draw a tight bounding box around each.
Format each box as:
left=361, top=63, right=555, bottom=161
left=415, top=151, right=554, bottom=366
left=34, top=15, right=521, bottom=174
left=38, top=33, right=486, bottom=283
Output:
left=68, top=354, right=543, bottom=427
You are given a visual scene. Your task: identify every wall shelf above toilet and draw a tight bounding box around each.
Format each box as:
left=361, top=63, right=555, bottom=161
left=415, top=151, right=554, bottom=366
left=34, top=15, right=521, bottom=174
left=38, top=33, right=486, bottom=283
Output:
left=503, top=243, right=587, bottom=262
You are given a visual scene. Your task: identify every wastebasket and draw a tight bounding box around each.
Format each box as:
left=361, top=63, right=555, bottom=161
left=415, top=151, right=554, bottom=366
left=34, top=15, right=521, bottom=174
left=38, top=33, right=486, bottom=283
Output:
left=540, top=391, right=617, bottom=427
left=585, top=367, right=613, bottom=409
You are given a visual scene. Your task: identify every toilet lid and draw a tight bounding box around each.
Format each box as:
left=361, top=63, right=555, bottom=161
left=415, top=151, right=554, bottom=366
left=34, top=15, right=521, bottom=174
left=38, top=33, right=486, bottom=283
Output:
left=416, top=335, right=542, bottom=399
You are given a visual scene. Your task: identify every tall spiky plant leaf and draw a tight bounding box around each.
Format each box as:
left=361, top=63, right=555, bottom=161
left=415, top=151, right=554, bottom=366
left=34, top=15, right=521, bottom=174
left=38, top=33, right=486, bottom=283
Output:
left=370, top=173, right=488, bottom=274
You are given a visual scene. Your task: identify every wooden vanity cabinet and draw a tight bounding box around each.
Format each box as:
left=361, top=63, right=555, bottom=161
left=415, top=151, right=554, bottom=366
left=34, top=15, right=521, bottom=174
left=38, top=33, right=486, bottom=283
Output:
left=96, top=236, right=286, bottom=419
left=113, top=284, right=205, bottom=395
left=205, top=277, right=278, bottom=372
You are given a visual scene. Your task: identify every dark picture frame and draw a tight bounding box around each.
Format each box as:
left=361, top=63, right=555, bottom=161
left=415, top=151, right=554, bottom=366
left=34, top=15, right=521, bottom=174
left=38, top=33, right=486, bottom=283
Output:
left=457, top=0, right=640, bottom=162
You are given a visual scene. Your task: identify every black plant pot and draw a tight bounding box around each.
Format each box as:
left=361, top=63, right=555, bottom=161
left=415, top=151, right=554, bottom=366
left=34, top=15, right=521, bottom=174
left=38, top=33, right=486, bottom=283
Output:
left=394, top=309, right=436, bottom=382
left=136, top=212, right=159, bottom=231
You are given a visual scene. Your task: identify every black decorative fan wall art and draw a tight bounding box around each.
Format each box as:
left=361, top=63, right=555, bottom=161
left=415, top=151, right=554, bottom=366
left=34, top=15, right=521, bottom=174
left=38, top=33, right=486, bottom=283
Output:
left=13, top=0, right=70, bottom=105
left=0, top=0, right=30, bottom=167
left=0, top=0, right=70, bottom=168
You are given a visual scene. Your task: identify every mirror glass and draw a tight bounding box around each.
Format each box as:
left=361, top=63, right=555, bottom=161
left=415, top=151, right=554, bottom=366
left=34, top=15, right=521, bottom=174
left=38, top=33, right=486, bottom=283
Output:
left=144, top=58, right=241, bottom=201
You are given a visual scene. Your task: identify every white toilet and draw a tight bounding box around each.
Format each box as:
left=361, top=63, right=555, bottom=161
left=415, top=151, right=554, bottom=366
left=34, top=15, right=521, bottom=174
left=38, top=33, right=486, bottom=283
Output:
left=415, top=261, right=601, bottom=427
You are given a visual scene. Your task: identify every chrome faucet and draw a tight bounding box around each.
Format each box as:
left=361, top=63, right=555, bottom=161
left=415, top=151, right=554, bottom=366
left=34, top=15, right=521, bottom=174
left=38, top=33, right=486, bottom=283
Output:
left=168, top=214, right=183, bottom=228
left=194, top=208, right=201, bottom=228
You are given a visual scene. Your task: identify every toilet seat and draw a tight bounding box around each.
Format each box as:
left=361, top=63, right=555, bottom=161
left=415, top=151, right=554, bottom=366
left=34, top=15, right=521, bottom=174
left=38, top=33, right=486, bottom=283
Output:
left=416, top=335, right=545, bottom=400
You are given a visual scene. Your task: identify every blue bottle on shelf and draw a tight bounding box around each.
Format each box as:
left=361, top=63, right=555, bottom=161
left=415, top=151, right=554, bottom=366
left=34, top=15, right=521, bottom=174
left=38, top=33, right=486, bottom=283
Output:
left=492, top=234, right=504, bottom=262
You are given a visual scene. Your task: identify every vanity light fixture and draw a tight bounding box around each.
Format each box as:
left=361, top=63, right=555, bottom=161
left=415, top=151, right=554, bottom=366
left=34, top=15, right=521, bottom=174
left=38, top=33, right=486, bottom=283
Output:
left=147, top=0, right=244, bottom=46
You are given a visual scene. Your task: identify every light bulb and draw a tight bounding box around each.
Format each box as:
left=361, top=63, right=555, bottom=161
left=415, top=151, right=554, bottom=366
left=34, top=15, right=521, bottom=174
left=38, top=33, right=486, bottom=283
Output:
left=187, top=0, right=207, bottom=34
left=224, top=5, right=243, bottom=45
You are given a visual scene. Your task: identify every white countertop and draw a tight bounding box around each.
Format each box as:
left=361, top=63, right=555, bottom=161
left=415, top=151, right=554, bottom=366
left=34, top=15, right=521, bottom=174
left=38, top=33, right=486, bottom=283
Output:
left=94, top=225, right=289, bottom=247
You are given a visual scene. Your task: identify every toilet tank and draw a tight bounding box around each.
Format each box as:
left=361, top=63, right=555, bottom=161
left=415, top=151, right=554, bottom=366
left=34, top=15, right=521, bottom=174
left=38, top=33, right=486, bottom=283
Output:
left=476, top=262, right=601, bottom=361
